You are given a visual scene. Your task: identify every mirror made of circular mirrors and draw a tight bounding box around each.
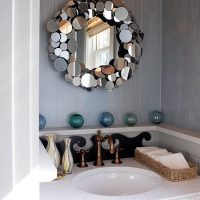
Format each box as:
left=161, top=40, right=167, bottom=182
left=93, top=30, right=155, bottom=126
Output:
left=46, top=0, right=144, bottom=92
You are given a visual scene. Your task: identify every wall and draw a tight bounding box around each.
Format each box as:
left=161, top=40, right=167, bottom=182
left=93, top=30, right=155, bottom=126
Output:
left=0, top=0, right=40, bottom=199
left=162, top=0, right=200, bottom=132
left=0, top=0, right=13, bottom=197
left=39, top=0, right=162, bottom=128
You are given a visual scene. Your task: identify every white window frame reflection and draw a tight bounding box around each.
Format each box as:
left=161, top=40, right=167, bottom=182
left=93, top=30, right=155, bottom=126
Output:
left=86, top=27, right=114, bottom=69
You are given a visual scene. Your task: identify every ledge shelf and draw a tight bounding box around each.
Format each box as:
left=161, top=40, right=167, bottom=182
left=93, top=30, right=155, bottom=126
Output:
left=40, top=124, right=200, bottom=145
left=39, top=124, right=157, bottom=136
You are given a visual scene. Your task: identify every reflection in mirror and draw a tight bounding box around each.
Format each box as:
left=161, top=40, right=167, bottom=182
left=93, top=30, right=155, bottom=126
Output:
left=77, top=17, right=116, bottom=70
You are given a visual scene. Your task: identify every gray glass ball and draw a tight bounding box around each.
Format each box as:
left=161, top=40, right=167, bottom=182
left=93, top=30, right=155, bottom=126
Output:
left=39, top=114, right=46, bottom=130
left=124, top=113, right=137, bottom=126
left=149, top=111, right=164, bottom=125
left=99, top=112, right=114, bottom=127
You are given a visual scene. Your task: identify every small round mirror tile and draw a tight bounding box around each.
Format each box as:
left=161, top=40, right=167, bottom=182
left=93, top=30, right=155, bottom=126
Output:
left=114, top=58, right=127, bottom=71
left=97, top=78, right=107, bottom=87
left=101, top=65, right=115, bottom=75
left=89, top=2, right=95, bottom=9
left=60, top=51, right=70, bottom=60
left=72, top=16, right=86, bottom=30
left=60, top=11, right=68, bottom=20
left=68, top=62, right=81, bottom=76
left=96, top=2, right=104, bottom=13
left=105, top=81, right=114, bottom=91
left=124, top=54, right=132, bottom=63
left=121, top=67, right=132, bottom=80
left=78, top=2, right=88, bottom=12
left=67, top=7, right=77, bottom=18
left=60, top=33, right=67, bottom=42
left=51, top=32, right=61, bottom=42
left=60, top=42, right=68, bottom=51
left=49, top=45, right=55, bottom=53
left=108, top=73, right=116, bottom=82
left=54, top=48, right=62, bottom=56
left=119, top=30, right=132, bottom=43
left=73, top=76, right=81, bottom=86
left=54, top=10, right=61, bottom=19
left=51, top=41, right=60, bottom=48
left=54, top=57, right=67, bottom=72
left=120, top=24, right=129, bottom=31
left=65, top=74, right=73, bottom=82
left=46, top=19, right=59, bottom=33
left=95, top=67, right=106, bottom=78
left=81, top=73, right=95, bottom=88
left=66, top=0, right=76, bottom=8
left=115, top=7, right=128, bottom=21
left=50, top=53, right=57, bottom=61
left=105, top=1, right=113, bottom=11
left=116, top=77, right=125, bottom=86
left=68, top=39, right=78, bottom=53
left=112, top=0, right=125, bottom=7
left=59, top=20, right=72, bottom=34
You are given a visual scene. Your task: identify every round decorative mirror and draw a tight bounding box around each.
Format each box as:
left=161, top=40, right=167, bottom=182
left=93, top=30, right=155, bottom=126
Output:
left=46, top=0, right=144, bottom=92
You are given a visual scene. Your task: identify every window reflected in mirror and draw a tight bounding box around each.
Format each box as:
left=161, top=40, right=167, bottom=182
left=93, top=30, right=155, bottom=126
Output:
left=77, top=17, right=115, bottom=70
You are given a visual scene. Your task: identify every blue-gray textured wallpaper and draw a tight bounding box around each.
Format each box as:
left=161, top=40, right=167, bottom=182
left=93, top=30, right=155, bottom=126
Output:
left=39, top=0, right=162, bottom=128
left=162, top=0, right=200, bottom=132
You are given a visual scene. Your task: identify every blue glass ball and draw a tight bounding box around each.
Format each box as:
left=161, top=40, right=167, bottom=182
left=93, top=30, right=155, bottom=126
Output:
left=149, top=111, right=164, bottom=125
left=39, top=114, right=46, bottom=130
left=69, top=114, right=84, bottom=128
left=124, top=113, right=137, bottom=126
left=100, top=112, right=114, bottom=127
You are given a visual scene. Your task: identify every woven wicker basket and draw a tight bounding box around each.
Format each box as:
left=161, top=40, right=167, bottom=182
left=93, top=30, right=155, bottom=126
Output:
left=135, top=149, right=198, bottom=182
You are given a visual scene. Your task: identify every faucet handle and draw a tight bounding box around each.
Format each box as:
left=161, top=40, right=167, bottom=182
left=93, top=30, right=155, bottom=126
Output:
left=112, top=147, right=123, bottom=164
left=76, top=149, right=89, bottom=168
left=96, top=130, right=105, bottom=142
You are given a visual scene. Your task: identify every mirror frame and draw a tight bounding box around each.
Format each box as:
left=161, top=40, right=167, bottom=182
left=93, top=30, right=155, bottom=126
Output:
left=46, top=0, right=144, bottom=92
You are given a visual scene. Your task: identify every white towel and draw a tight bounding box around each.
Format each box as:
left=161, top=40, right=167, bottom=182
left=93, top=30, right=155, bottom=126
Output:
left=151, top=152, right=173, bottom=161
left=145, top=149, right=168, bottom=156
left=156, top=153, right=190, bottom=169
left=136, top=146, right=159, bottom=153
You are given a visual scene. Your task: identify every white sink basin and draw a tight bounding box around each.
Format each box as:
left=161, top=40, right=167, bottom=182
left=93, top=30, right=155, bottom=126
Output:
left=72, top=167, right=162, bottom=196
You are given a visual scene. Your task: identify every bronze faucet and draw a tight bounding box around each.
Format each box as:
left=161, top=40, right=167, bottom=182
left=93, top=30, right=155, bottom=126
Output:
left=93, top=130, right=115, bottom=166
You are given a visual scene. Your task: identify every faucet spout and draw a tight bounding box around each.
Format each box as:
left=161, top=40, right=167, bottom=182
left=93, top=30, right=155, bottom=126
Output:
left=105, top=135, right=115, bottom=154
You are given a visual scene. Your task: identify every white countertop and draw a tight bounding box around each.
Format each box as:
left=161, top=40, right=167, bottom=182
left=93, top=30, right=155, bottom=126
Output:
left=40, top=158, right=200, bottom=200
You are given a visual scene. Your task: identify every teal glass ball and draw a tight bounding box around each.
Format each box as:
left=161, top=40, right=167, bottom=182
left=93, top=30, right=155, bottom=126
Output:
left=149, top=111, right=164, bottom=125
left=39, top=114, right=46, bottom=130
left=69, top=114, right=84, bottom=128
left=124, top=113, right=137, bottom=126
left=100, top=112, right=114, bottom=127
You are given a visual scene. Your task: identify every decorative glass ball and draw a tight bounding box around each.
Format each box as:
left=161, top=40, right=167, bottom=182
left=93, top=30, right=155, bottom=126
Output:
left=124, top=113, right=137, bottom=126
left=69, top=114, right=84, bottom=128
left=149, top=111, right=164, bottom=125
left=39, top=114, right=46, bottom=130
left=99, top=112, right=114, bottom=127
